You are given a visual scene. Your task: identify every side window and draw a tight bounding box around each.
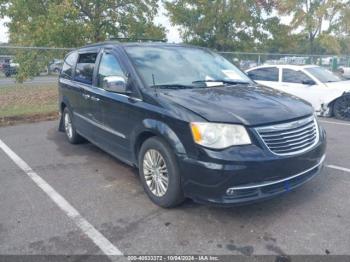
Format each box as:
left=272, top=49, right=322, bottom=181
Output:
left=61, top=52, right=78, bottom=79
left=248, top=67, right=279, bottom=82
left=97, top=53, right=126, bottom=88
left=282, top=69, right=312, bottom=84
left=75, top=53, right=97, bottom=85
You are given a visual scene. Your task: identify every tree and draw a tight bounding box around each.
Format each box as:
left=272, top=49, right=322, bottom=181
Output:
left=276, top=0, right=349, bottom=54
left=330, top=3, right=350, bottom=54
left=0, top=0, right=166, bottom=81
left=70, top=0, right=165, bottom=42
left=164, top=0, right=274, bottom=52
left=260, top=17, right=303, bottom=53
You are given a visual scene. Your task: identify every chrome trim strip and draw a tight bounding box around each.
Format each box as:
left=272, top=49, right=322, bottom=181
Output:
left=95, top=86, right=143, bottom=102
left=259, top=122, right=315, bottom=137
left=73, top=112, right=126, bottom=139
left=59, top=78, right=70, bottom=85
left=228, top=154, right=326, bottom=191
left=256, top=115, right=314, bottom=132
left=60, top=78, right=90, bottom=90
left=59, top=78, right=143, bottom=102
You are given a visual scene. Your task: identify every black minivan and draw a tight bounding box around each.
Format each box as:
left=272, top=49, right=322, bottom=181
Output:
left=58, top=41, right=326, bottom=207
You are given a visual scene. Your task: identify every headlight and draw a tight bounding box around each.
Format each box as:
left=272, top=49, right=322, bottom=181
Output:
left=190, top=122, right=251, bottom=149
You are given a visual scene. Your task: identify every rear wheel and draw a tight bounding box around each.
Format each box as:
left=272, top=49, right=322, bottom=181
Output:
left=62, top=107, right=84, bottom=144
left=139, top=137, right=185, bottom=208
left=333, top=95, right=350, bottom=121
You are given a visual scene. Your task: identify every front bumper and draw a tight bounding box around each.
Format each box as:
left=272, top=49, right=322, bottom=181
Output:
left=178, top=127, right=327, bottom=206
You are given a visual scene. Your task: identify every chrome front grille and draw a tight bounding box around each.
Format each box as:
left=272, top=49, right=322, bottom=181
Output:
left=255, top=116, right=319, bottom=156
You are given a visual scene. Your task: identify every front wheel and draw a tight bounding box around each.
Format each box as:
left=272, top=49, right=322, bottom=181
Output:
left=139, top=137, right=185, bottom=208
left=333, top=95, right=350, bottom=121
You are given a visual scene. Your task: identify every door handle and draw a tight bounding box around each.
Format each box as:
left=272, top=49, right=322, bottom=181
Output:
left=82, top=93, right=91, bottom=99
left=90, top=96, right=100, bottom=102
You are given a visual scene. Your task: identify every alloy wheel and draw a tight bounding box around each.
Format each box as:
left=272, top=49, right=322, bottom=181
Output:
left=143, top=149, right=169, bottom=197
left=64, top=112, right=73, bottom=139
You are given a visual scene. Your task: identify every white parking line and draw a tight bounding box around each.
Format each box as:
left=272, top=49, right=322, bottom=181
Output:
left=0, top=139, right=123, bottom=257
left=319, top=120, right=350, bottom=126
left=327, top=165, right=350, bottom=173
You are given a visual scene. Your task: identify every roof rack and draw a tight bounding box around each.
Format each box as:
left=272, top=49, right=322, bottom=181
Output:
left=108, top=37, right=167, bottom=43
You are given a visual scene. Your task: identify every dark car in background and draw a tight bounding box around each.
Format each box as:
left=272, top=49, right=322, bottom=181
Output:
left=49, top=59, right=63, bottom=74
left=58, top=42, right=326, bottom=207
left=2, top=61, right=19, bottom=77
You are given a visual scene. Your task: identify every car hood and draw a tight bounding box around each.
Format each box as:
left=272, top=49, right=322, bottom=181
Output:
left=324, top=80, right=350, bottom=93
left=159, top=85, right=313, bottom=126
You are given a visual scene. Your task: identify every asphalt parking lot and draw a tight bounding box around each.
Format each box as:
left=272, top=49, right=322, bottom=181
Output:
left=0, top=118, right=349, bottom=258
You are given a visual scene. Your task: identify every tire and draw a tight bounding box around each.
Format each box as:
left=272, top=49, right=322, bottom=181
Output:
left=138, top=137, right=185, bottom=208
left=333, top=95, right=350, bottom=121
left=62, top=107, right=84, bottom=144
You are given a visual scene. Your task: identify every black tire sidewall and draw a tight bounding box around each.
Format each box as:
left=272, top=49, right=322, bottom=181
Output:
left=63, top=108, right=81, bottom=144
left=138, top=137, right=184, bottom=208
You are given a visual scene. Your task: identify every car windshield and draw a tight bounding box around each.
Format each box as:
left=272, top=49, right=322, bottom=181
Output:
left=124, top=45, right=252, bottom=88
left=305, top=67, right=343, bottom=83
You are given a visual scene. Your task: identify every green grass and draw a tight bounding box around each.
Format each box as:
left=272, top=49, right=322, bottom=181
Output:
left=0, top=83, right=58, bottom=119
left=0, top=103, right=58, bottom=118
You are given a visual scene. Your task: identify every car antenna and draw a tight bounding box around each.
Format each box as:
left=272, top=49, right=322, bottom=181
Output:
left=152, top=73, right=158, bottom=96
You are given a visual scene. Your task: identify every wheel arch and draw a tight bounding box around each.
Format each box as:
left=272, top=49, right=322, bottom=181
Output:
left=131, top=119, right=187, bottom=167
left=326, top=92, right=350, bottom=117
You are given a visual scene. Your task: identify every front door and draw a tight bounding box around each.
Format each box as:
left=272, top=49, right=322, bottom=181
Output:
left=92, top=50, right=139, bottom=162
left=280, top=68, right=323, bottom=109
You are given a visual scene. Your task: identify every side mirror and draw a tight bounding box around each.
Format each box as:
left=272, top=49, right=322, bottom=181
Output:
left=302, top=79, right=316, bottom=86
left=103, top=76, right=131, bottom=94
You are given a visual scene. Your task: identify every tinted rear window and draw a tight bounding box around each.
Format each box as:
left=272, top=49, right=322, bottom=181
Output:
left=248, top=67, right=279, bottom=82
left=282, top=69, right=312, bottom=84
left=61, top=52, right=78, bottom=79
left=75, top=53, right=97, bottom=84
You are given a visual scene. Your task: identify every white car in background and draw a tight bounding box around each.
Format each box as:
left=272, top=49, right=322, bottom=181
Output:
left=246, top=65, right=350, bottom=120
left=339, top=66, right=350, bottom=79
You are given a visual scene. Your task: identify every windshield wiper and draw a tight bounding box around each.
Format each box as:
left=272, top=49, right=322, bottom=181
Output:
left=192, top=79, right=251, bottom=86
left=150, top=84, right=194, bottom=90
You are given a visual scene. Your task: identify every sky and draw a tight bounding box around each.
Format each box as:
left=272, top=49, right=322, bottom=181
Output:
left=0, top=17, right=9, bottom=43
left=154, top=2, right=182, bottom=43
left=0, top=2, right=182, bottom=44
